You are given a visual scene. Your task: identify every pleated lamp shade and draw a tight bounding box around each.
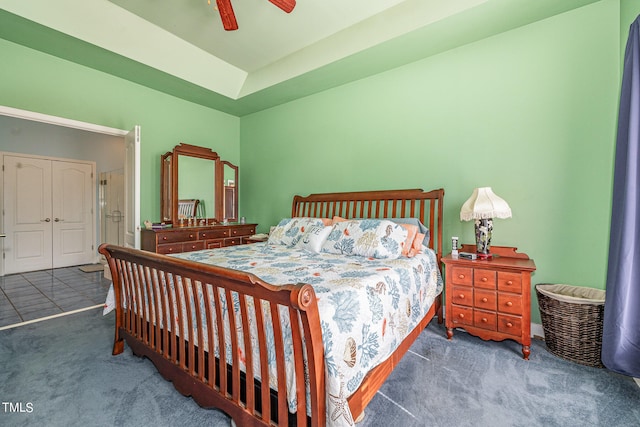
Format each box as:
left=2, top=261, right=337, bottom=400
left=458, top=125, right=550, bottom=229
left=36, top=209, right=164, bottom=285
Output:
left=460, top=187, right=512, bottom=221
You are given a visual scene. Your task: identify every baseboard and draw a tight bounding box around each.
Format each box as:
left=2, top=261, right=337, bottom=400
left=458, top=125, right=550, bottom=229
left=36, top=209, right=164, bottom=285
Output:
left=531, top=322, right=544, bottom=340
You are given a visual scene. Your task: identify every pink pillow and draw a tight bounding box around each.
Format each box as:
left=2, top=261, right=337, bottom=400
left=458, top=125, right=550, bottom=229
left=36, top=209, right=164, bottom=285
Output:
left=332, top=216, right=348, bottom=224
left=408, top=232, right=426, bottom=257
left=321, top=218, right=333, bottom=226
left=398, top=224, right=419, bottom=257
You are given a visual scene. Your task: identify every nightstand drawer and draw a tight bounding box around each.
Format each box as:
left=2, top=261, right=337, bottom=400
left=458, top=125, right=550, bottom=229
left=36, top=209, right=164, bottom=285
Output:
left=474, top=289, right=496, bottom=311
left=498, top=272, right=522, bottom=293
left=474, top=310, right=497, bottom=331
left=497, top=293, right=523, bottom=315
left=498, top=314, right=522, bottom=337
left=451, top=267, right=473, bottom=286
left=451, top=286, right=473, bottom=307
left=474, top=269, right=496, bottom=289
left=450, top=306, right=473, bottom=327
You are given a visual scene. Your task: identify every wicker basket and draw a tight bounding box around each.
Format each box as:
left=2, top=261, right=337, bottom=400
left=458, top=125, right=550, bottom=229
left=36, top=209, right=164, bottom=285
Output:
left=536, top=284, right=606, bottom=368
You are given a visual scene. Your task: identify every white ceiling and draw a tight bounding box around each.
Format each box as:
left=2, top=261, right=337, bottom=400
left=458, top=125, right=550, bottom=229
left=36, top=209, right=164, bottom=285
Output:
left=0, top=0, right=602, bottom=115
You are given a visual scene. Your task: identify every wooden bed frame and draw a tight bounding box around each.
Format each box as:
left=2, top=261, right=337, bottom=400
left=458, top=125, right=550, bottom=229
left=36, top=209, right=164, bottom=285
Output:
left=99, top=188, right=444, bottom=427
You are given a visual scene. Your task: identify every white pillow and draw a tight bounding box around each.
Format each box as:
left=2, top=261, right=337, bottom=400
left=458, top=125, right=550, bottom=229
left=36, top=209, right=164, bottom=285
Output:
left=321, top=219, right=407, bottom=259
left=267, top=217, right=326, bottom=247
left=295, top=225, right=332, bottom=253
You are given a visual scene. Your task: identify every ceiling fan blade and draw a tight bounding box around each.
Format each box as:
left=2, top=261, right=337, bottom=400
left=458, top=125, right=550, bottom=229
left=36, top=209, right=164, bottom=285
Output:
left=216, top=0, right=238, bottom=31
left=268, top=0, right=296, bottom=14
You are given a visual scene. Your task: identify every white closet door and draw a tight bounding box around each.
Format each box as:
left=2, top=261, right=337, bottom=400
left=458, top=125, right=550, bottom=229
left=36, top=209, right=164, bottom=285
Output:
left=51, top=160, right=94, bottom=268
left=3, top=155, right=53, bottom=274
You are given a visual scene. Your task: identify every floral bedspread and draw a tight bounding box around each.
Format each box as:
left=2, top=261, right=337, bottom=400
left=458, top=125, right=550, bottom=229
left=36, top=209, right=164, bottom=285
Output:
left=172, top=243, right=442, bottom=426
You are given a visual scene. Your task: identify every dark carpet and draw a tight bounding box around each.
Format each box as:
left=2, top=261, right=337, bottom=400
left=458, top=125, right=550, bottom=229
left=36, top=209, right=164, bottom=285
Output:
left=0, top=310, right=638, bottom=426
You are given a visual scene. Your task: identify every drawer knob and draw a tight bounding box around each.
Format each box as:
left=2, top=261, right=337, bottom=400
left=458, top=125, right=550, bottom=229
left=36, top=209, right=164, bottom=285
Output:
left=458, top=313, right=465, bottom=319
left=481, top=297, right=488, bottom=303
left=458, top=274, right=465, bottom=279
left=202, top=233, right=206, bottom=237
left=189, top=234, right=194, bottom=238
left=481, top=317, right=488, bottom=323
left=162, top=236, right=167, bottom=241
left=506, top=301, right=513, bottom=307
left=506, top=280, right=513, bottom=285
left=233, top=230, right=237, bottom=235
left=481, top=277, right=488, bottom=282
left=168, top=248, right=173, bottom=252
left=459, top=294, right=465, bottom=299
left=506, top=322, right=513, bottom=328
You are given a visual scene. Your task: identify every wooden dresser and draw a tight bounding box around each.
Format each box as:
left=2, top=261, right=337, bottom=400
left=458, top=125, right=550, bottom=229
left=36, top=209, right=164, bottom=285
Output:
left=442, top=245, right=536, bottom=359
left=141, top=223, right=257, bottom=255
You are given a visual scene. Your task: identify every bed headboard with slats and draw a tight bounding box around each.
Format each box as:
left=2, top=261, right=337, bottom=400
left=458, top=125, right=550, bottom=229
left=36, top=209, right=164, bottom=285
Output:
left=292, top=188, right=445, bottom=264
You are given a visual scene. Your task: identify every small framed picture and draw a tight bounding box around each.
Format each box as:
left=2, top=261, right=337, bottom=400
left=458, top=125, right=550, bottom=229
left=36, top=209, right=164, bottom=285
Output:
left=226, top=179, right=235, bottom=187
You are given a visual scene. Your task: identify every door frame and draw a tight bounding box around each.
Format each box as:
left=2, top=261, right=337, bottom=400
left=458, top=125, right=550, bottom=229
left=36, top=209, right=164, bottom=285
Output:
left=0, top=105, right=139, bottom=276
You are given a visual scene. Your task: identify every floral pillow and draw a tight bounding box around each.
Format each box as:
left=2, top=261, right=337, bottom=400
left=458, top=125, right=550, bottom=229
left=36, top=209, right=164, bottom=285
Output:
left=267, top=217, right=326, bottom=247
left=321, top=219, right=408, bottom=259
left=294, top=225, right=333, bottom=253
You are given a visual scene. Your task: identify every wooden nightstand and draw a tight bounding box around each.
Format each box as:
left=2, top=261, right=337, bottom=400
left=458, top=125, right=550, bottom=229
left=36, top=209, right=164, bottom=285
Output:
left=442, top=245, right=536, bottom=359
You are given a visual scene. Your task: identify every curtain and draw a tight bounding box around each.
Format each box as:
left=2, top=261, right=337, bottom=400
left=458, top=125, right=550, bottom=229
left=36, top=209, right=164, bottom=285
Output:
left=602, top=16, right=640, bottom=377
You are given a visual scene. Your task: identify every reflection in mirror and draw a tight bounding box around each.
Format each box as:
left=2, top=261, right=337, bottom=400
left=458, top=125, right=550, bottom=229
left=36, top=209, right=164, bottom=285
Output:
left=223, top=161, right=238, bottom=222
left=178, top=155, right=215, bottom=218
left=161, top=153, right=172, bottom=221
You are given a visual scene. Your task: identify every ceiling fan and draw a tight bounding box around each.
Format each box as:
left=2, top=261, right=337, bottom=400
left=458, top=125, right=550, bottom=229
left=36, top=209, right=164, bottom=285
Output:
left=211, top=0, right=297, bottom=31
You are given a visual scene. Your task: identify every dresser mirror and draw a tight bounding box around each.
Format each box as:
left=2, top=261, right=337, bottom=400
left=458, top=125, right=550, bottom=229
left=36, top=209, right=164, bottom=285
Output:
left=161, top=143, right=238, bottom=224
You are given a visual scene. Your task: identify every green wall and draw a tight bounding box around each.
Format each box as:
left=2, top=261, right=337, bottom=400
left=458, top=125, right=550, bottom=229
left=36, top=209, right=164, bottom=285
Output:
left=1, top=0, right=638, bottom=324
left=0, top=37, right=240, bottom=223
left=240, top=1, right=620, bottom=323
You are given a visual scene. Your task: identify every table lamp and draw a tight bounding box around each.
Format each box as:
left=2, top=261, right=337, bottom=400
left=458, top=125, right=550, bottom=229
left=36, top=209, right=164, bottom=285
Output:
left=460, top=187, right=512, bottom=259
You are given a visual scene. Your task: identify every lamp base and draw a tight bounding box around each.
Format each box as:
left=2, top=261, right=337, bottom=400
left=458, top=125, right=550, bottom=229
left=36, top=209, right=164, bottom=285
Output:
left=474, top=218, right=494, bottom=258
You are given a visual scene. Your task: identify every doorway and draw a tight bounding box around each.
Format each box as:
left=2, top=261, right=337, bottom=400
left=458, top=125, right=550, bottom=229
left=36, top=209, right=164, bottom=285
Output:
left=0, top=105, right=141, bottom=277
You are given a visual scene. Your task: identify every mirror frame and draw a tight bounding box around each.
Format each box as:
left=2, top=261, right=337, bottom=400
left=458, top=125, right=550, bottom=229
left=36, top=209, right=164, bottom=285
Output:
left=161, top=143, right=238, bottom=224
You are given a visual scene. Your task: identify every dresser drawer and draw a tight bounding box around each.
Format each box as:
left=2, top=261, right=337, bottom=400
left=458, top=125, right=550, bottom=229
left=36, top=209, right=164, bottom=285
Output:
left=474, top=309, right=497, bottom=331
left=224, top=237, right=241, bottom=246
left=474, top=269, right=496, bottom=289
left=157, top=243, right=184, bottom=255
left=498, top=314, right=522, bottom=337
left=498, top=271, right=522, bottom=293
left=207, top=240, right=224, bottom=249
left=229, top=225, right=256, bottom=237
left=451, top=267, right=473, bottom=286
left=450, top=305, right=473, bottom=327
left=157, top=231, right=198, bottom=244
left=451, top=286, right=473, bottom=307
left=474, top=289, right=496, bottom=311
left=498, top=293, right=523, bottom=315
left=198, top=229, right=228, bottom=240
left=182, top=241, right=205, bottom=252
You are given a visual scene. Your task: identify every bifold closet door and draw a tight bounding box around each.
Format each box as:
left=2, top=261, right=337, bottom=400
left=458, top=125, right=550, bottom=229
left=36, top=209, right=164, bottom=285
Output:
left=3, top=155, right=94, bottom=274
left=3, top=155, right=53, bottom=273
left=51, top=160, right=94, bottom=268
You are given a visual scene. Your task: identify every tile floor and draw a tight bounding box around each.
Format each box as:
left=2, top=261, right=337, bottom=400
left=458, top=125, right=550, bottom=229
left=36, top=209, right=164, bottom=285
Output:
left=0, top=266, right=111, bottom=328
